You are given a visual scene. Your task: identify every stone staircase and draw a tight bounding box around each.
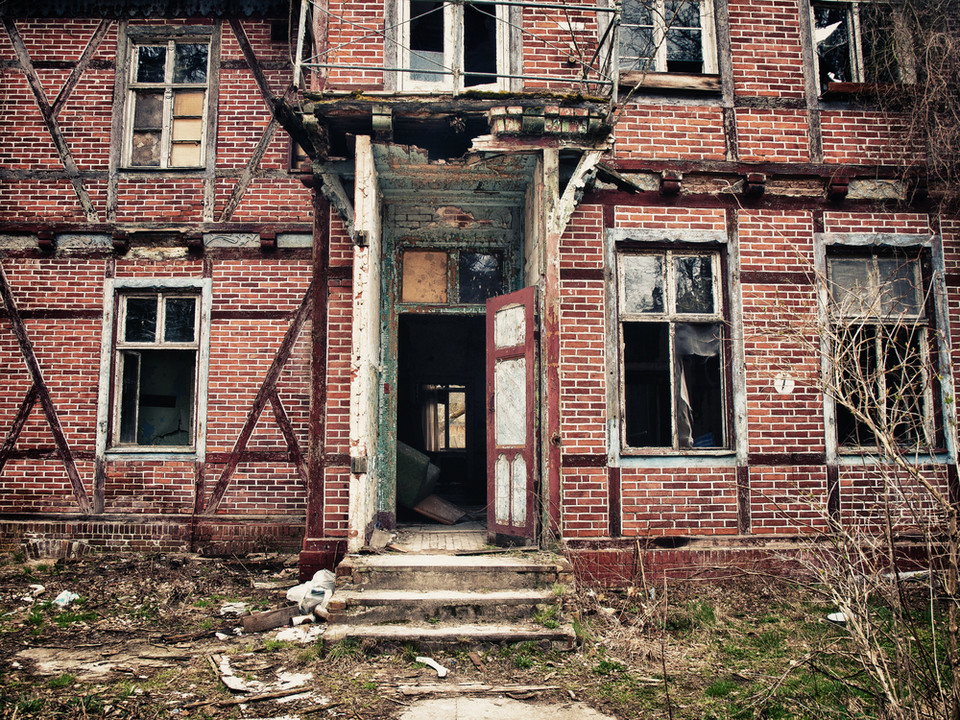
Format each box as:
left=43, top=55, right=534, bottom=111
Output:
left=323, top=552, right=577, bottom=650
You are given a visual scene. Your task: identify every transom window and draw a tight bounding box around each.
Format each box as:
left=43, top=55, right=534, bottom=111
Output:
left=619, top=0, right=717, bottom=75
left=828, top=251, right=935, bottom=448
left=400, top=248, right=504, bottom=305
left=812, top=1, right=902, bottom=91
left=618, top=251, right=727, bottom=451
left=401, top=0, right=506, bottom=91
left=113, top=292, right=200, bottom=448
left=125, top=38, right=210, bottom=168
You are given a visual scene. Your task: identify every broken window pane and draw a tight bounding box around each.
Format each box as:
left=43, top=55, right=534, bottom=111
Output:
left=134, top=92, right=163, bottom=130
left=674, top=322, right=723, bottom=448
left=170, top=143, right=202, bottom=167
left=459, top=252, right=502, bottom=303
left=495, top=357, right=526, bottom=446
left=409, top=0, right=445, bottom=82
left=830, top=257, right=874, bottom=315
left=119, top=352, right=140, bottom=444
left=128, top=349, right=196, bottom=446
left=174, top=90, right=205, bottom=117
left=814, top=4, right=852, bottom=85
left=131, top=131, right=161, bottom=166
left=164, top=297, right=197, bottom=342
left=137, top=45, right=166, bottom=83
left=674, top=255, right=714, bottom=313
left=623, top=322, right=671, bottom=447
left=402, top=250, right=448, bottom=303
left=173, top=43, right=208, bottom=83
left=464, top=2, right=497, bottom=87
left=621, top=254, right=664, bottom=314
left=877, top=256, right=921, bottom=316
left=125, top=297, right=157, bottom=342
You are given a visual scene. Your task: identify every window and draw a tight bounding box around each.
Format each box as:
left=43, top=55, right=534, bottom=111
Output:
left=400, top=248, right=504, bottom=305
left=421, top=384, right=467, bottom=451
left=112, top=292, right=200, bottom=448
left=125, top=36, right=210, bottom=167
left=619, top=0, right=717, bottom=75
left=400, top=0, right=506, bottom=91
left=812, top=1, right=903, bottom=91
left=828, top=251, right=935, bottom=448
left=618, top=251, right=727, bottom=451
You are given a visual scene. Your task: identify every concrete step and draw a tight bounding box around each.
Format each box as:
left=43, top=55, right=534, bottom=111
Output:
left=336, top=553, right=569, bottom=592
left=322, top=622, right=577, bottom=651
left=327, top=588, right=557, bottom=624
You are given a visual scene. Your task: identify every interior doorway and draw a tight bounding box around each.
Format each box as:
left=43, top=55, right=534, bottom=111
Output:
left=396, top=314, right=486, bottom=525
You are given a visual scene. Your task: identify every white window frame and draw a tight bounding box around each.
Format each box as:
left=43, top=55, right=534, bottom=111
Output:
left=617, top=249, right=729, bottom=453
left=399, top=0, right=509, bottom=92
left=827, top=251, right=936, bottom=450
left=123, top=33, right=211, bottom=169
left=96, top=278, right=212, bottom=459
left=810, top=0, right=913, bottom=93
left=618, top=0, right=718, bottom=76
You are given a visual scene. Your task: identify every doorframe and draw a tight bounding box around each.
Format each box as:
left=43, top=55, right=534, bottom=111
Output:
left=376, top=221, right=526, bottom=532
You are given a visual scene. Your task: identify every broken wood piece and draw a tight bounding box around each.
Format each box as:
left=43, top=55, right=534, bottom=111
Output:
left=183, top=685, right=315, bottom=709
left=412, top=494, right=466, bottom=525
left=300, top=701, right=342, bottom=715
left=398, top=684, right=560, bottom=697
left=367, top=527, right=393, bottom=550
left=467, top=651, right=486, bottom=672
left=241, top=605, right=299, bottom=633
left=415, top=656, right=449, bottom=678
left=162, top=626, right=232, bottom=643
left=386, top=542, right=410, bottom=553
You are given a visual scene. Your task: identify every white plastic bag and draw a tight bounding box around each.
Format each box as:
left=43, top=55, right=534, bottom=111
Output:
left=286, top=569, right=336, bottom=614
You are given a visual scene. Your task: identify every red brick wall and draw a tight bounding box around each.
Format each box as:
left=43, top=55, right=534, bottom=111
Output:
left=0, top=18, right=314, bottom=553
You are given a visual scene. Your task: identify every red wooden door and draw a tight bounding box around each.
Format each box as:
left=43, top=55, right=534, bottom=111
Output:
left=486, top=287, right=538, bottom=543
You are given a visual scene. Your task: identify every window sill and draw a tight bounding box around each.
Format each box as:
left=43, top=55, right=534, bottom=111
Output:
left=820, top=81, right=900, bottom=99
left=619, top=450, right=737, bottom=469
left=106, top=447, right=197, bottom=462
left=618, top=71, right=721, bottom=93
left=120, top=166, right=205, bottom=173
left=836, top=448, right=950, bottom=466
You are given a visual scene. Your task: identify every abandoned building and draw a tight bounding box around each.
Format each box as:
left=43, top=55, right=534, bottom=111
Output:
left=0, top=0, right=955, bottom=585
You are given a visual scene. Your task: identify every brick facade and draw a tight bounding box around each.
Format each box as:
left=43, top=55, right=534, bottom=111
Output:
left=0, top=0, right=953, bottom=581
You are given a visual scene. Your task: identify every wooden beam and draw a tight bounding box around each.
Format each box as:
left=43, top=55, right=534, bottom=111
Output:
left=0, top=264, right=92, bottom=514
left=3, top=19, right=99, bottom=223
left=51, top=20, right=111, bottom=118
left=0, top=384, right=39, bottom=477
left=203, top=282, right=315, bottom=513
left=268, top=389, right=308, bottom=486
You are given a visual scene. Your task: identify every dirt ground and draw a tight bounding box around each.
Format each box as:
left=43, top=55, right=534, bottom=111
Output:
left=0, top=549, right=868, bottom=719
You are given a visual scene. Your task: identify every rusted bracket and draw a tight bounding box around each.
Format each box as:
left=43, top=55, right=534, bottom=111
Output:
left=203, top=282, right=315, bottom=513
left=743, top=173, right=765, bottom=199
left=660, top=170, right=682, bottom=196
left=0, top=264, right=92, bottom=514
left=827, top=175, right=849, bottom=202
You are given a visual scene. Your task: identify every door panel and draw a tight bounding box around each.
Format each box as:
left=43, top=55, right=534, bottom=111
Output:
left=486, top=286, right=537, bottom=542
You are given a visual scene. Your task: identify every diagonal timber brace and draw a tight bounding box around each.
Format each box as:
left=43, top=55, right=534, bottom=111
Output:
left=0, top=264, right=92, bottom=514
left=203, top=282, right=315, bottom=513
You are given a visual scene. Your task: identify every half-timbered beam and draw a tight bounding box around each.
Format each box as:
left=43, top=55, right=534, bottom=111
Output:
left=0, top=264, right=92, bottom=514
left=3, top=19, right=99, bottom=223
left=203, top=282, right=315, bottom=513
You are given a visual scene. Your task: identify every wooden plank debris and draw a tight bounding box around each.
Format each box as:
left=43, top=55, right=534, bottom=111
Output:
left=412, top=494, right=466, bottom=525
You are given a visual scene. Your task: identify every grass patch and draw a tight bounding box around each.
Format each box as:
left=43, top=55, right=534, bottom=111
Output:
left=47, top=674, right=75, bottom=690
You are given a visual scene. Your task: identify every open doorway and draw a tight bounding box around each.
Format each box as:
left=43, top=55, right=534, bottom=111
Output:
left=396, top=314, right=486, bottom=526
